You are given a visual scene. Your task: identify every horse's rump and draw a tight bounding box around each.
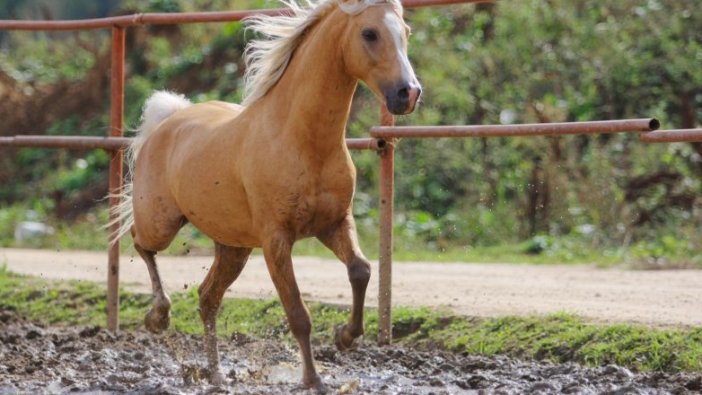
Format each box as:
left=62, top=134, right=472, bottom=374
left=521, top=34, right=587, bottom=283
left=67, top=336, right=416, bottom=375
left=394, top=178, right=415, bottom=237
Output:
left=109, top=93, right=245, bottom=245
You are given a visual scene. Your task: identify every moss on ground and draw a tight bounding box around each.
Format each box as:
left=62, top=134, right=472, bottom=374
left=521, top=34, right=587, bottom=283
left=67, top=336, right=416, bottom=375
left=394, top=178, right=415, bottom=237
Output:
left=1, top=265, right=700, bottom=373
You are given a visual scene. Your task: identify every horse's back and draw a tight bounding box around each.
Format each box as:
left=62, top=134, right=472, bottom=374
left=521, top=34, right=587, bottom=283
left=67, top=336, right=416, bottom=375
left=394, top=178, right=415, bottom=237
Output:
left=142, top=100, right=247, bottom=160
left=136, top=100, right=246, bottom=179
left=202, top=100, right=245, bottom=114
left=166, top=100, right=245, bottom=129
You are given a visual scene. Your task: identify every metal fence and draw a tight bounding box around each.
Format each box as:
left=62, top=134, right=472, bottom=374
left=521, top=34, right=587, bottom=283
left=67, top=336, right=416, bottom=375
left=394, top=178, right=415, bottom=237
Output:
left=0, top=0, right=698, bottom=345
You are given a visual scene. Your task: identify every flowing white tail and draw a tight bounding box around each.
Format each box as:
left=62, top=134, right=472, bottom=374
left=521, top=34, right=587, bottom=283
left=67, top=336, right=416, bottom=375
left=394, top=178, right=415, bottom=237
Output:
left=107, top=91, right=192, bottom=245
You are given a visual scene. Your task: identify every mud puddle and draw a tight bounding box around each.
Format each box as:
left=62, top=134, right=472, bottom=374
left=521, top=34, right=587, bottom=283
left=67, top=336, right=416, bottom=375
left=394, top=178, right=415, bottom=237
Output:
left=1, top=310, right=701, bottom=394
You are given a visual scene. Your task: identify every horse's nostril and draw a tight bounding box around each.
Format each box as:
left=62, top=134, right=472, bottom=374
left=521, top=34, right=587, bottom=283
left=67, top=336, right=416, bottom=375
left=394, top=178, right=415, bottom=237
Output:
left=397, top=87, right=409, bottom=100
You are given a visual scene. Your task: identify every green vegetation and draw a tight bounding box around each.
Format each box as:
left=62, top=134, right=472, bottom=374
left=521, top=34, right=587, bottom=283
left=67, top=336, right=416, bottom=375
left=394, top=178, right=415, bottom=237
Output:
left=1, top=1, right=702, bottom=265
left=3, top=203, right=698, bottom=267
left=433, top=313, right=702, bottom=372
left=1, top=266, right=701, bottom=372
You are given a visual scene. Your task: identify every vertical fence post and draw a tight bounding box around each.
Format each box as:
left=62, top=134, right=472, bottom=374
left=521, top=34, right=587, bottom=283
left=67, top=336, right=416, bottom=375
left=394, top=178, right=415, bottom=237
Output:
left=107, top=26, right=126, bottom=332
left=377, top=105, right=395, bottom=345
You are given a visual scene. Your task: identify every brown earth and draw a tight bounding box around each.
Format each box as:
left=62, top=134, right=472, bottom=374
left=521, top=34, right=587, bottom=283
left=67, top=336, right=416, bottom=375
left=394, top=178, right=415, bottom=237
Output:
left=1, top=248, right=701, bottom=328
left=2, top=310, right=702, bottom=394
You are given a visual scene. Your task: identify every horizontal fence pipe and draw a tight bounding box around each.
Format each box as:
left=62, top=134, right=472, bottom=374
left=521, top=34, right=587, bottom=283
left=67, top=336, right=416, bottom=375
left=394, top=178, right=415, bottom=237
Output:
left=403, top=0, right=495, bottom=7
left=370, top=119, right=660, bottom=139
left=0, top=135, right=382, bottom=151
left=0, top=0, right=490, bottom=31
left=0, top=9, right=285, bottom=31
left=640, top=129, right=702, bottom=143
left=7, top=120, right=662, bottom=149
left=0, top=135, right=131, bottom=150
left=346, top=138, right=386, bottom=151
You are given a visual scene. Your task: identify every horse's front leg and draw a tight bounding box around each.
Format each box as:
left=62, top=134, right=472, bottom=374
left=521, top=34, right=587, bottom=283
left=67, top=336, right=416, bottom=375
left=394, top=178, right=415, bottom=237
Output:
left=263, top=232, right=324, bottom=391
left=198, top=243, right=251, bottom=384
left=317, top=214, right=371, bottom=351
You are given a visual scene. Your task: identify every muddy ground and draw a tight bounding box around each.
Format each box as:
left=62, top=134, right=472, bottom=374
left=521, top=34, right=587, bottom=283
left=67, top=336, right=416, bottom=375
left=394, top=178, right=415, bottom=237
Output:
left=1, top=310, right=701, bottom=394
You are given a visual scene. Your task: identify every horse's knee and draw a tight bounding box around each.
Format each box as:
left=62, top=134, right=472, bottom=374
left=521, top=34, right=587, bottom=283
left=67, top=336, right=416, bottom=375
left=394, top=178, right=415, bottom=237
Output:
left=348, top=257, right=371, bottom=286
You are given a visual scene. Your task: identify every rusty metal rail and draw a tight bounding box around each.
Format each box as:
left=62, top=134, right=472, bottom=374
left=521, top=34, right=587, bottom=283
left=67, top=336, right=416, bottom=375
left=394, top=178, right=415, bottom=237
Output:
left=0, top=136, right=130, bottom=150
left=377, top=106, right=396, bottom=345
left=371, top=119, right=660, bottom=139
left=0, top=0, right=492, bottom=30
left=0, top=9, right=284, bottom=30
left=640, top=128, right=702, bottom=143
left=106, top=26, right=125, bottom=330
left=0, top=135, right=384, bottom=151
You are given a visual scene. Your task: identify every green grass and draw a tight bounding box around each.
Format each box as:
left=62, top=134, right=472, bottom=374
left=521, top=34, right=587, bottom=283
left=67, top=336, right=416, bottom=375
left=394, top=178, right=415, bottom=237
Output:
left=430, top=313, right=702, bottom=372
left=1, top=265, right=701, bottom=373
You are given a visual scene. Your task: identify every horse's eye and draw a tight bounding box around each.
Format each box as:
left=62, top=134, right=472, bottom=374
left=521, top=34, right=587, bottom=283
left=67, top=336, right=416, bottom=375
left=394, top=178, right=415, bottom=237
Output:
left=361, top=28, right=378, bottom=42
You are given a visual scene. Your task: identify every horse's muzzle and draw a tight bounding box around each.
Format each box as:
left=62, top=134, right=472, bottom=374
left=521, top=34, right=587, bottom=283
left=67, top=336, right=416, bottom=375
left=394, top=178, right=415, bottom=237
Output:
left=384, top=82, right=422, bottom=115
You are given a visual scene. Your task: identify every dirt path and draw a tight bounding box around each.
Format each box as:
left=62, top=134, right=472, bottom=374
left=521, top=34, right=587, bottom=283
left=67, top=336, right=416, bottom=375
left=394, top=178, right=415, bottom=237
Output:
left=1, top=248, right=700, bottom=327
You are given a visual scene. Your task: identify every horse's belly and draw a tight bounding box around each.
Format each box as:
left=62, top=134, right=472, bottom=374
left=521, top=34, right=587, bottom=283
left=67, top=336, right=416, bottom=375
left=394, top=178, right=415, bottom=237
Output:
left=184, top=206, right=260, bottom=248
left=173, top=176, right=261, bottom=248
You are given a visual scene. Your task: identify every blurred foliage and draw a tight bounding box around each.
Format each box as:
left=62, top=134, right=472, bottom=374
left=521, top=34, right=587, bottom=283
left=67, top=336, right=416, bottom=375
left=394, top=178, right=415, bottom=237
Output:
left=0, top=0, right=701, bottom=264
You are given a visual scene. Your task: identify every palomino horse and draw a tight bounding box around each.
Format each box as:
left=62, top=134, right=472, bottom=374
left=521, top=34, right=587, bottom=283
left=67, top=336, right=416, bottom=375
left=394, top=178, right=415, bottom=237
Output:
left=111, top=0, right=420, bottom=390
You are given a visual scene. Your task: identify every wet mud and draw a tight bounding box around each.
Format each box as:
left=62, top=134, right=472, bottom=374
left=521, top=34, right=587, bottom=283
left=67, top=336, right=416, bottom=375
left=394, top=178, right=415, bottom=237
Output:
left=1, top=310, right=701, bottom=394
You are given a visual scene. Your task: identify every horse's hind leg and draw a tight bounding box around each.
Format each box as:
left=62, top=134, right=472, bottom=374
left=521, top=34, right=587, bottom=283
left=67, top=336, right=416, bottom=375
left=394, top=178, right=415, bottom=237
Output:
left=317, top=214, right=371, bottom=351
left=134, top=242, right=172, bottom=333
left=198, top=242, right=251, bottom=384
left=131, top=192, right=186, bottom=333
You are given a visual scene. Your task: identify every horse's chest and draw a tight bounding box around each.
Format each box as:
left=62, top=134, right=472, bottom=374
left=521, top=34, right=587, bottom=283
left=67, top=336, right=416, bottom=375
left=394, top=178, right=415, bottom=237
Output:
left=286, top=174, right=353, bottom=236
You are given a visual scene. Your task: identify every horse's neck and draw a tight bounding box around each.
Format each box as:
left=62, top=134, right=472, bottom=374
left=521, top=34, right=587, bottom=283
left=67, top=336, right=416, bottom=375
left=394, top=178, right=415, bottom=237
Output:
left=261, top=9, right=356, bottom=151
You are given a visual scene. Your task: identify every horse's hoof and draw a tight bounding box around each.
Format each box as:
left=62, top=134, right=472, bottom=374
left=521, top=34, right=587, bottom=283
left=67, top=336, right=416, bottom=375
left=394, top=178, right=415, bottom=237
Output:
left=333, top=324, right=356, bottom=352
left=209, top=370, right=225, bottom=386
left=144, top=308, right=170, bottom=333
left=302, top=374, right=327, bottom=394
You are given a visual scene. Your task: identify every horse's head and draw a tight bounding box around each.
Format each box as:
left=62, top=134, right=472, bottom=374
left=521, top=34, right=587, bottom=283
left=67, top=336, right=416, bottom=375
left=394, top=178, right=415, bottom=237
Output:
left=339, top=0, right=421, bottom=115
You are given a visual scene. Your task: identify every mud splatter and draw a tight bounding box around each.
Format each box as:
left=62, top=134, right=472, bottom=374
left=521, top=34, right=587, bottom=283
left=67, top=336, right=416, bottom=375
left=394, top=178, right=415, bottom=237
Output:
left=0, top=310, right=700, bottom=394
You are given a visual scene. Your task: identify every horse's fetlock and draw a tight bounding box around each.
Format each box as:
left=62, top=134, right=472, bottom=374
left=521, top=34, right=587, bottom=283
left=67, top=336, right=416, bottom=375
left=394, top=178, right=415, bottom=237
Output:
left=349, top=325, right=364, bottom=338
left=198, top=304, right=218, bottom=320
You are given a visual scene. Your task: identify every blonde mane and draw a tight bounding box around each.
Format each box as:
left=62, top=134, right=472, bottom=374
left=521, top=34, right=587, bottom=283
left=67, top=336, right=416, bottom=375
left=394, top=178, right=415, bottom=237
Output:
left=242, top=0, right=401, bottom=105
